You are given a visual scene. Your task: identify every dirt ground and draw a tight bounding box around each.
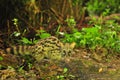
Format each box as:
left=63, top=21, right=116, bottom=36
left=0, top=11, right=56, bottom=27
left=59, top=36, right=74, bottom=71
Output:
left=0, top=48, right=120, bottom=80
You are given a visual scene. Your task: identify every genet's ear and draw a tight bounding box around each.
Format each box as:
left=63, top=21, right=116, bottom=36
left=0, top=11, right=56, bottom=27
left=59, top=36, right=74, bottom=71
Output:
left=70, top=42, right=76, bottom=49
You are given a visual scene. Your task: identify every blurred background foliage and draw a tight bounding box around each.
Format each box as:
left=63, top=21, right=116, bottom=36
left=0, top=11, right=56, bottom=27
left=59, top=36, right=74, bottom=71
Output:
left=0, top=0, right=120, bottom=43
left=86, top=0, right=120, bottom=15
left=0, top=0, right=119, bottom=31
left=0, top=0, right=84, bottom=31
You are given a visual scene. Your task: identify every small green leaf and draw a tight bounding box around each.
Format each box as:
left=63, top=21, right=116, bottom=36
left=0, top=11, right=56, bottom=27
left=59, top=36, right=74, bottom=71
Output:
left=21, top=37, right=33, bottom=44
left=73, top=32, right=82, bottom=38
left=40, top=33, right=51, bottom=39
left=0, top=56, right=3, bottom=61
left=57, top=75, right=64, bottom=79
left=13, top=31, right=21, bottom=37
left=63, top=67, right=68, bottom=73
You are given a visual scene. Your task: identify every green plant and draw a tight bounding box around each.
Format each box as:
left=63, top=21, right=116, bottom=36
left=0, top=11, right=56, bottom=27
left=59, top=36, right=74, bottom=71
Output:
left=12, top=18, right=20, bottom=32
left=63, top=25, right=102, bottom=49
left=18, top=66, right=25, bottom=73
left=11, top=18, right=27, bottom=43
left=86, top=0, right=120, bottom=16
left=80, top=25, right=101, bottom=48
left=88, top=9, right=110, bottom=25
left=63, top=22, right=120, bottom=54
left=65, top=16, right=76, bottom=27
left=65, top=16, right=76, bottom=32
left=101, top=30, right=117, bottom=47
left=20, top=37, right=37, bottom=45
left=104, top=20, right=120, bottom=34
left=36, top=30, right=51, bottom=39
left=18, top=30, right=51, bottom=45
left=102, top=9, right=110, bottom=16
left=101, top=30, right=120, bottom=53
left=114, top=40, right=120, bottom=53
left=56, top=67, right=75, bottom=80
left=0, top=56, right=3, bottom=61
left=11, top=31, right=21, bottom=37
left=10, top=18, right=21, bottom=39
left=45, top=67, right=75, bottom=80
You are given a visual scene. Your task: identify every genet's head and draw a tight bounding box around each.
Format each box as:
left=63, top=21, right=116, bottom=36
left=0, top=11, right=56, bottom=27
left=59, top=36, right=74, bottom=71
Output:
left=62, top=42, right=76, bottom=56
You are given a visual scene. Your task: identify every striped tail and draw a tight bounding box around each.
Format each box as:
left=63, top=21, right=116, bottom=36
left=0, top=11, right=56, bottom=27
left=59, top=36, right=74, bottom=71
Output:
left=5, top=45, right=33, bottom=55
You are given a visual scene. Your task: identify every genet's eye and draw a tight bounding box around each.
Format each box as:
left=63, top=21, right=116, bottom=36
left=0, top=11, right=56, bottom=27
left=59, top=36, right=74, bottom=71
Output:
left=62, top=50, right=66, bottom=56
left=69, top=50, right=72, bottom=53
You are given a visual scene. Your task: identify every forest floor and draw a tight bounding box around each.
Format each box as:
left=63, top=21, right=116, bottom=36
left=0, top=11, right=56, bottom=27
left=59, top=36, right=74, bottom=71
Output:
left=0, top=48, right=120, bottom=80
